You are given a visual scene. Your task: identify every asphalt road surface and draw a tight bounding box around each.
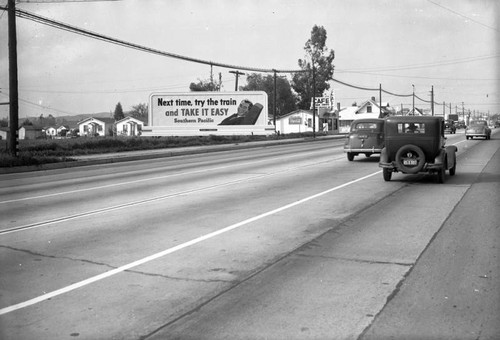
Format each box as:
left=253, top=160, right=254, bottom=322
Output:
left=0, top=130, right=498, bottom=339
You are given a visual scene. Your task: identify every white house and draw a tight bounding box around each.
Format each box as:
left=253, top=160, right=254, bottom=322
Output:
left=338, top=98, right=391, bottom=133
left=44, top=126, right=57, bottom=138
left=115, top=116, right=144, bottom=136
left=56, top=125, right=69, bottom=136
left=0, top=127, right=9, bottom=140
left=78, top=117, right=115, bottom=137
left=274, top=109, right=321, bottom=134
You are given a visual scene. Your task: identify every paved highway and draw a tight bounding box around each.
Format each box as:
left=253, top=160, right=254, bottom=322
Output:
left=0, top=130, right=498, bottom=339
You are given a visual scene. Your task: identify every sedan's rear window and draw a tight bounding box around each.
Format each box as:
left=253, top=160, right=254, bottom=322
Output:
left=469, top=121, right=487, bottom=126
left=352, top=122, right=380, bottom=131
left=398, top=123, right=425, bottom=134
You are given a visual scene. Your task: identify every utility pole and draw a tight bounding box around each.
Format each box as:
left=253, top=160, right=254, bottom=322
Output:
left=8, top=0, right=19, bottom=157
left=229, top=70, right=245, bottom=91
left=431, top=85, right=434, bottom=116
left=412, top=84, right=415, bottom=115
left=462, top=102, right=465, bottom=123
left=273, top=70, right=277, bottom=128
left=312, top=64, right=316, bottom=138
left=379, top=84, right=382, bottom=117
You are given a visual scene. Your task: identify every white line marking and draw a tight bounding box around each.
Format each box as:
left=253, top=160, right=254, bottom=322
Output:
left=0, top=158, right=335, bottom=235
left=0, top=170, right=381, bottom=315
left=0, top=148, right=332, bottom=205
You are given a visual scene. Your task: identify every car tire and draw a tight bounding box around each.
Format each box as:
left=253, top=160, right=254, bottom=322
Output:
left=383, top=168, right=392, bottom=181
left=449, top=161, right=456, bottom=176
left=437, top=167, right=445, bottom=183
left=347, top=153, right=354, bottom=161
left=395, top=144, right=425, bottom=174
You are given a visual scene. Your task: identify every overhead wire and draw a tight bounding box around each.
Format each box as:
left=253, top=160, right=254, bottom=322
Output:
left=10, top=7, right=305, bottom=74
left=1, top=6, right=483, bottom=113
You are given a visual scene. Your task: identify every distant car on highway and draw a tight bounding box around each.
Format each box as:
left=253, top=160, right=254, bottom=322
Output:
left=379, top=116, right=457, bottom=183
left=444, top=120, right=456, bottom=134
left=465, top=120, right=491, bottom=140
left=344, top=118, right=384, bottom=161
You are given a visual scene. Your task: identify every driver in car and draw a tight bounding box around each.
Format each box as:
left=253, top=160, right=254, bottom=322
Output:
left=406, top=123, right=418, bottom=133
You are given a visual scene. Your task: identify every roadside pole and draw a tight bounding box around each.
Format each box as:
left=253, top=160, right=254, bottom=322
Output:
left=8, top=0, right=19, bottom=156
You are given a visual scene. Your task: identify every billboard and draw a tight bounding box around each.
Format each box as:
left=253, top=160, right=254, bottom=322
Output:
left=143, top=91, right=274, bottom=136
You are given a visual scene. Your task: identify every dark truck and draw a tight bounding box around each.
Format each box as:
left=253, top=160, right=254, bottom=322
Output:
left=379, top=116, right=457, bottom=183
left=444, top=120, right=456, bottom=134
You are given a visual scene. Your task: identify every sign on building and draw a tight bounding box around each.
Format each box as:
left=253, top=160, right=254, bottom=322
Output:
left=310, top=93, right=335, bottom=110
left=142, top=91, right=274, bottom=136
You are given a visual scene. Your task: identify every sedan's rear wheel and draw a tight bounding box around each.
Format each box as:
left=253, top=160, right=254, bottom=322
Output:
left=347, top=153, right=354, bottom=161
left=449, top=161, right=456, bottom=176
left=437, top=167, right=446, bottom=183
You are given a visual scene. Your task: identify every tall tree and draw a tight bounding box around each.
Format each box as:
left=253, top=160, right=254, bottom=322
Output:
left=114, top=102, right=125, bottom=121
left=242, top=73, right=297, bottom=117
left=46, top=114, right=56, bottom=126
left=130, top=103, right=148, bottom=120
left=21, top=118, right=33, bottom=126
left=292, top=25, right=335, bottom=109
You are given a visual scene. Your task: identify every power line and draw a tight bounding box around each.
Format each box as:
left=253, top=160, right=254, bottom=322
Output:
left=3, top=6, right=493, bottom=115
left=338, top=54, right=499, bottom=73
left=8, top=7, right=305, bottom=74
left=336, top=70, right=498, bottom=82
left=426, top=0, right=499, bottom=32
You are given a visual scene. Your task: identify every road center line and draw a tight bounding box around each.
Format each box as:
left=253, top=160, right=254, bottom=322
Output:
left=0, top=149, right=329, bottom=205
left=0, top=170, right=380, bottom=316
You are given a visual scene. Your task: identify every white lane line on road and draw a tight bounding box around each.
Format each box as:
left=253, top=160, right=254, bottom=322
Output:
left=0, top=148, right=332, bottom=205
left=0, top=170, right=381, bottom=316
left=0, top=158, right=335, bottom=235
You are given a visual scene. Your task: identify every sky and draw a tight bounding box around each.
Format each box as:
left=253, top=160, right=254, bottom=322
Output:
left=0, top=0, right=499, bottom=121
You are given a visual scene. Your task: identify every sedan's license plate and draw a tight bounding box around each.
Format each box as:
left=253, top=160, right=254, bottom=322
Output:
left=403, top=159, right=417, bottom=166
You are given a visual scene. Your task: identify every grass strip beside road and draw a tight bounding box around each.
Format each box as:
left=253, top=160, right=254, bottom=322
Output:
left=0, top=133, right=323, bottom=167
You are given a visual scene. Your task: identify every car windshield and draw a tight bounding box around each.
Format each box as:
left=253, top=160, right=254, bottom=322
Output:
left=352, top=122, right=380, bottom=131
left=398, top=122, right=425, bottom=134
left=469, top=121, right=487, bottom=126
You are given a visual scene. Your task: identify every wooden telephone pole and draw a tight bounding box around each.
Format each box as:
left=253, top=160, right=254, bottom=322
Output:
left=8, top=0, right=19, bottom=156
left=229, top=70, right=245, bottom=91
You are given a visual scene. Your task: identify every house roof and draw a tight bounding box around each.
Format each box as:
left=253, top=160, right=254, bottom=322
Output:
left=338, top=106, right=360, bottom=120
left=78, top=117, right=115, bottom=125
left=19, top=125, right=42, bottom=131
left=115, top=116, right=145, bottom=124
left=408, top=108, right=426, bottom=116
left=276, top=109, right=319, bottom=119
left=357, top=99, right=380, bottom=112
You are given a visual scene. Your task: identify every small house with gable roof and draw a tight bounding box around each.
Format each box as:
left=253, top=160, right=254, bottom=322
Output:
left=78, top=117, right=115, bottom=137
left=115, top=116, right=145, bottom=136
left=338, top=98, right=392, bottom=133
